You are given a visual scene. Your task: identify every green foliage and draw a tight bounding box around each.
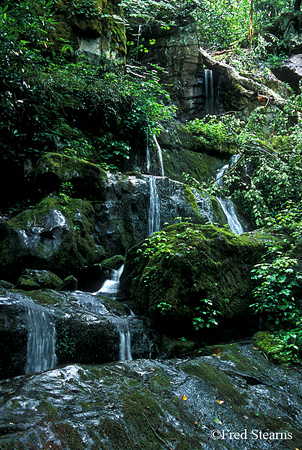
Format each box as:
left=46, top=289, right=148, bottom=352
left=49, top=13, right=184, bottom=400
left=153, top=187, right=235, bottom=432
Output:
left=250, top=201, right=302, bottom=364
left=193, top=299, right=221, bottom=330
left=186, top=114, right=243, bottom=152
left=70, top=0, right=101, bottom=19
left=193, top=0, right=250, bottom=49
left=250, top=254, right=302, bottom=328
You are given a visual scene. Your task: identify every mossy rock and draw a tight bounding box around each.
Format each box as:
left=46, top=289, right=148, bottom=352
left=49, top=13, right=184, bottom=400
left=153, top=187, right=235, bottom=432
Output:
left=34, top=153, right=108, bottom=200
left=50, top=0, right=126, bottom=61
left=0, top=196, right=101, bottom=281
left=121, top=223, right=268, bottom=340
left=252, top=331, right=290, bottom=364
left=157, top=125, right=226, bottom=184
left=101, top=254, right=125, bottom=270
left=17, top=269, right=63, bottom=291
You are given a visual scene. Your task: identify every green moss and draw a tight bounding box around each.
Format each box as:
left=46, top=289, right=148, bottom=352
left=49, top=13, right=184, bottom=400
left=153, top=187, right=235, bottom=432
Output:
left=38, top=400, right=59, bottom=421
left=184, top=185, right=199, bottom=214
left=122, top=223, right=267, bottom=339
left=52, top=423, right=84, bottom=450
left=252, top=331, right=288, bottom=364
left=0, top=196, right=99, bottom=279
left=95, top=418, right=133, bottom=449
left=181, top=361, right=247, bottom=406
left=101, top=254, right=125, bottom=270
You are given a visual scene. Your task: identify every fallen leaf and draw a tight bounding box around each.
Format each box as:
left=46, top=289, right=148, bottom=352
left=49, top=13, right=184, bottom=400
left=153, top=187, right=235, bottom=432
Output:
left=214, top=417, right=222, bottom=425
left=215, top=400, right=224, bottom=405
left=214, top=349, right=220, bottom=356
left=182, top=395, right=187, bottom=401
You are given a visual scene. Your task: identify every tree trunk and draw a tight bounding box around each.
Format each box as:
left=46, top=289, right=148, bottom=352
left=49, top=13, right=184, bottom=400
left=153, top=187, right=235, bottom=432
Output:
left=294, top=0, right=301, bottom=11
left=249, top=0, right=254, bottom=45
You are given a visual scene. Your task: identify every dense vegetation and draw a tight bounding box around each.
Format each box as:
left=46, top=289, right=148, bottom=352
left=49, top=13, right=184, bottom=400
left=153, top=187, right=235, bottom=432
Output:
left=1, top=0, right=302, bottom=363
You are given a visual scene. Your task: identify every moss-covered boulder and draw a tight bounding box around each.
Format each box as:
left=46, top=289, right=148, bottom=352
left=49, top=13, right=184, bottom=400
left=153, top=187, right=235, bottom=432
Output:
left=34, top=153, right=107, bottom=200
left=121, top=223, right=267, bottom=340
left=17, top=269, right=63, bottom=291
left=0, top=196, right=101, bottom=281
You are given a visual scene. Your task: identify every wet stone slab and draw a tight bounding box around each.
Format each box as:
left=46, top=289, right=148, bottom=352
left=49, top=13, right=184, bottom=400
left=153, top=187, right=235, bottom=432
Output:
left=0, top=342, right=301, bottom=449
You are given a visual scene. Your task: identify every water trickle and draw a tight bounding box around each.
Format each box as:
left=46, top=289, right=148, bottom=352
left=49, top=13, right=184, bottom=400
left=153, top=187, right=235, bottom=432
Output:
left=204, top=68, right=214, bottom=114
left=25, top=303, right=57, bottom=375
left=117, top=319, right=132, bottom=361
left=93, top=265, right=124, bottom=299
left=153, top=134, right=164, bottom=177
left=149, top=176, right=161, bottom=235
left=136, top=24, right=142, bottom=61
left=217, top=198, right=244, bottom=235
left=216, top=154, right=240, bottom=186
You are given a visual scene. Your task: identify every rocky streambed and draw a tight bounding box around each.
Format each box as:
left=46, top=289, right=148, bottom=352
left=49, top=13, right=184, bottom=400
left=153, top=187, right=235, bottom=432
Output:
left=0, top=342, right=302, bottom=449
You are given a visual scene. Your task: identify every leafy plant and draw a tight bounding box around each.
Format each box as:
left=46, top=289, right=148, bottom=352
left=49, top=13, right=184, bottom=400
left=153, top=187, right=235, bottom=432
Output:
left=193, top=298, right=221, bottom=330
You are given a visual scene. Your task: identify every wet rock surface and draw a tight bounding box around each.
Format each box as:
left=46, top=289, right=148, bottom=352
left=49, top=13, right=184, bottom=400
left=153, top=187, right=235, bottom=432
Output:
left=0, top=289, right=155, bottom=380
left=0, top=343, right=301, bottom=449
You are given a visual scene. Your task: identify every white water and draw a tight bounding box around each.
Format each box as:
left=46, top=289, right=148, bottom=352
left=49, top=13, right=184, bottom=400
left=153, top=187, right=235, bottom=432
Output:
left=117, top=320, right=132, bottom=361
left=217, top=198, right=244, bottom=235
left=93, top=265, right=124, bottom=298
left=216, top=154, right=240, bottom=186
left=136, top=24, right=142, bottom=61
left=149, top=176, right=161, bottom=235
left=91, top=265, right=133, bottom=361
left=153, top=134, right=165, bottom=177
left=204, top=68, right=214, bottom=114
left=25, top=304, right=57, bottom=374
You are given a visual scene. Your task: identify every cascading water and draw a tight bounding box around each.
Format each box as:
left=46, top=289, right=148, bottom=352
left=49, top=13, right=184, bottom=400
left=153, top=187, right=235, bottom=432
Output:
left=216, top=154, right=240, bottom=186
left=25, top=302, right=57, bottom=375
left=204, top=68, right=214, bottom=114
left=217, top=198, right=244, bottom=235
left=153, top=134, right=164, bottom=177
left=148, top=176, right=161, bottom=235
left=91, top=265, right=133, bottom=361
left=117, top=319, right=132, bottom=361
left=136, top=24, right=142, bottom=61
left=146, top=134, right=163, bottom=235
left=93, top=265, right=124, bottom=298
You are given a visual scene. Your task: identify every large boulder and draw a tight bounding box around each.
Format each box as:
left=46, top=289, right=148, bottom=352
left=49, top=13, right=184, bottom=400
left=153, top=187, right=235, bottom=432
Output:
left=17, top=269, right=63, bottom=291
left=0, top=289, right=155, bottom=380
left=34, top=153, right=108, bottom=200
left=121, top=223, right=267, bottom=340
left=0, top=197, right=100, bottom=281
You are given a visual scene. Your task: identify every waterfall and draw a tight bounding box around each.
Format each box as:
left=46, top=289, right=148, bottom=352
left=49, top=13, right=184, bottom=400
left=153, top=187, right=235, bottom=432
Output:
left=91, top=265, right=133, bottom=361
left=146, top=136, right=162, bottom=235
left=25, top=303, right=57, bottom=375
left=204, top=68, right=214, bottom=114
left=148, top=176, right=161, bottom=235
left=217, top=198, right=244, bottom=235
left=216, top=154, right=240, bottom=186
left=117, top=319, right=132, bottom=361
left=136, top=24, right=142, bottom=60
left=93, top=265, right=124, bottom=298
left=153, top=134, right=164, bottom=177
